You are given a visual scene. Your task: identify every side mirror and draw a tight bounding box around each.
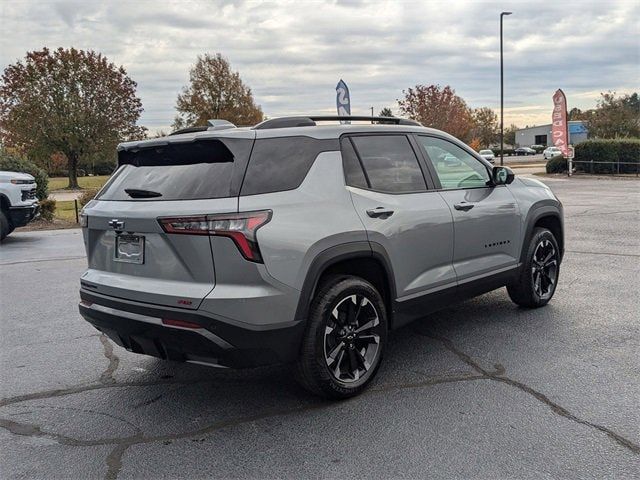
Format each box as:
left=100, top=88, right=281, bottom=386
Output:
left=492, top=166, right=515, bottom=185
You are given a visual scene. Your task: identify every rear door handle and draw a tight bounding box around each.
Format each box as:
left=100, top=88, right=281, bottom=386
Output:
left=366, top=207, right=394, bottom=218
left=454, top=202, right=475, bottom=211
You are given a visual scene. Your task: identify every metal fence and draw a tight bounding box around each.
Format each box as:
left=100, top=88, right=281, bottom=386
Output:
left=570, top=160, right=640, bottom=177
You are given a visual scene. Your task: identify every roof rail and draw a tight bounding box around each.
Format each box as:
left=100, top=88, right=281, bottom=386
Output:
left=253, top=115, right=421, bottom=130
left=169, top=119, right=237, bottom=136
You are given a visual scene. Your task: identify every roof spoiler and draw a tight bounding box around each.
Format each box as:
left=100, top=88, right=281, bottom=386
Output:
left=170, top=119, right=237, bottom=136
left=253, top=115, right=422, bottom=130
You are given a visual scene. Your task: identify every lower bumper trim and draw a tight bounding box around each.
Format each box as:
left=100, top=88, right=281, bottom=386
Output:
left=9, top=204, right=39, bottom=227
left=78, top=289, right=305, bottom=369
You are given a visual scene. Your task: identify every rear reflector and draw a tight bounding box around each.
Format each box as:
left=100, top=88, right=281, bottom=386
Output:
left=162, top=318, right=202, bottom=329
left=158, top=210, right=272, bottom=262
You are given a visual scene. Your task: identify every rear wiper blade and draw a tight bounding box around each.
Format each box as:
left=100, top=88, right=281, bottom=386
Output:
left=124, top=188, right=163, bottom=198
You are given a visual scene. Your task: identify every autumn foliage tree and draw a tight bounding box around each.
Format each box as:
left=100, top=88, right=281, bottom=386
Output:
left=471, top=107, right=498, bottom=148
left=0, top=47, right=145, bottom=188
left=398, top=85, right=474, bottom=142
left=588, top=91, right=639, bottom=139
left=173, top=53, right=263, bottom=130
left=504, top=124, right=519, bottom=147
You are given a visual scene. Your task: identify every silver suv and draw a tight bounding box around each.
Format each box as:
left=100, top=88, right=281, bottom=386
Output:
left=79, top=116, right=563, bottom=398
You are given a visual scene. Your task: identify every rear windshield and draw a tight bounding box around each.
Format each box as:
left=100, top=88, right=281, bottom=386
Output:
left=97, top=138, right=253, bottom=201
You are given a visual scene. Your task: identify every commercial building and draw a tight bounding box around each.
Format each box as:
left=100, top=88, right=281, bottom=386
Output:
left=515, top=120, right=588, bottom=147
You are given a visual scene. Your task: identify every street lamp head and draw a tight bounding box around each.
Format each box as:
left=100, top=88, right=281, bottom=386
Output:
left=501, top=11, right=512, bottom=16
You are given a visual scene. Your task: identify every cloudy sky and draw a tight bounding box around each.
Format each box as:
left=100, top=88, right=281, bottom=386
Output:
left=1, top=0, right=638, bottom=132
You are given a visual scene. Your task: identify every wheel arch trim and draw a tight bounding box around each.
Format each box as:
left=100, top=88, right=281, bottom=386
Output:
left=521, top=203, right=564, bottom=264
left=0, top=193, right=10, bottom=210
left=294, top=241, right=397, bottom=323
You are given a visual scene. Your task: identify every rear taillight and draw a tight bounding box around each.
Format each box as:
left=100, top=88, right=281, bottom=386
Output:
left=158, top=210, right=272, bottom=263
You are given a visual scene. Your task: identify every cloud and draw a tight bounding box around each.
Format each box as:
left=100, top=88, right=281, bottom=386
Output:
left=1, top=0, right=638, bottom=131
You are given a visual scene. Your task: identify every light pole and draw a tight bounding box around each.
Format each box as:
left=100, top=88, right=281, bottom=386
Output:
left=500, top=11, right=512, bottom=166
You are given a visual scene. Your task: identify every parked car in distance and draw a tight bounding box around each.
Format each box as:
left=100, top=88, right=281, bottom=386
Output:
left=515, top=147, right=536, bottom=156
left=0, top=170, right=39, bottom=241
left=478, top=149, right=495, bottom=163
left=78, top=115, right=564, bottom=399
left=543, top=146, right=563, bottom=160
left=530, top=145, right=545, bottom=149
left=439, top=152, right=462, bottom=166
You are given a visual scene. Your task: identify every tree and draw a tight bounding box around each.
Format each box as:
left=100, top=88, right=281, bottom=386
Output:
left=0, top=47, right=145, bottom=188
left=503, top=124, right=519, bottom=147
left=173, top=53, right=263, bottom=130
left=397, top=85, right=474, bottom=142
left=468, top=138, right=482, bottom=152
left=588, top=91, right=639, bottom=139
left=152, top=129, right=170, bottom=138
left=378, top=107, right=394, bottom=117
left=471, top=107, right=498, bottom=148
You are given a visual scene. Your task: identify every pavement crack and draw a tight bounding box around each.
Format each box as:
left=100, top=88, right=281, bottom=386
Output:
left=99, top=335, right=120, bottom=384
left=7, top=404, right=141, bottom=433
left=566, top=250, right=640, bottom=258
left=0, top=378, right=210, bottom=408
left=3, top=333, right=636, bottom=457
left=419, top=331, right=640, bottom=455
left=105, top=443, right=130, bottom=480
left=0, top=373, right=483, bottom=453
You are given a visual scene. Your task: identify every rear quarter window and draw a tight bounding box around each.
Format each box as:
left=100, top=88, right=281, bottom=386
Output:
left=240, top=137, right=339, bottom=196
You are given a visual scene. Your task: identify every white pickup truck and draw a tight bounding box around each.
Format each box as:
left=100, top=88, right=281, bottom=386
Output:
left=0, top=170, right=39, bottom=241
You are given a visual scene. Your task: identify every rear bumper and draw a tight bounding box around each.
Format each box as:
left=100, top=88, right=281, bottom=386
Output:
left=78, top=289, right=305, bottom=369
left=9, top=204, right=39, bottom=227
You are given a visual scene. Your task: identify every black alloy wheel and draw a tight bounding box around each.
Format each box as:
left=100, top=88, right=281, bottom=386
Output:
left=323, top=293, right=382, bottom=383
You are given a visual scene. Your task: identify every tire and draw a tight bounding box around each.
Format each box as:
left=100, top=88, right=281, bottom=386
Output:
left=0, top=210, right=10, bottom=242
left=294, top=275, right=388, bottom=399
left=507, top=227, right=560, bottom=308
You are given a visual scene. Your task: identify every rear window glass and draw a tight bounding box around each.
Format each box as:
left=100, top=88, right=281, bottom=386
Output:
left=98, top=138, right=252, bottom=201
left=240, top=137, right=338, bottom=196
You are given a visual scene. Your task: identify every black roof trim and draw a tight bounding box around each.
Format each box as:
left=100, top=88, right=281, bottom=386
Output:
left=169, top=126, right=210, bottom=136
left=169, top=119, right=237, bottom=136
left=253, top=115, right=421, bottom=130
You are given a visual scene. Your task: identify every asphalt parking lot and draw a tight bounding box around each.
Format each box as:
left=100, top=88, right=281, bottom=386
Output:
left=1, top=175, right=638, bottom=479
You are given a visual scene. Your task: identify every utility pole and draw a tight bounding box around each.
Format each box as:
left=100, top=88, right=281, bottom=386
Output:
left=500, top=11, right=512, bottom=166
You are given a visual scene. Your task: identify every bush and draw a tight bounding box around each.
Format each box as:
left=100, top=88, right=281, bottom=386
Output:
left=39, top=198, right=56, bottom=221
left=574, top=139, right=640, bottom=174
left=78, top=188, right=99, bottom=207
left=532, top=146, right=545, bottom=154
left=546, top=155, right=567, bottom=173
left=0, top=151, right=49, bottom=200
left=92, top=162, right=117, bottom=176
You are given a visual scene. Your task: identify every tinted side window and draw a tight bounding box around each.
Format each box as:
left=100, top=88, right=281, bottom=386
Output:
left=350, top=135, right=426, bottom=193
left=418, top=136, right=490, bottom=189
left=340, top=138, right=368, bottom=189
left=241, top=137, right=338, bottom=195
